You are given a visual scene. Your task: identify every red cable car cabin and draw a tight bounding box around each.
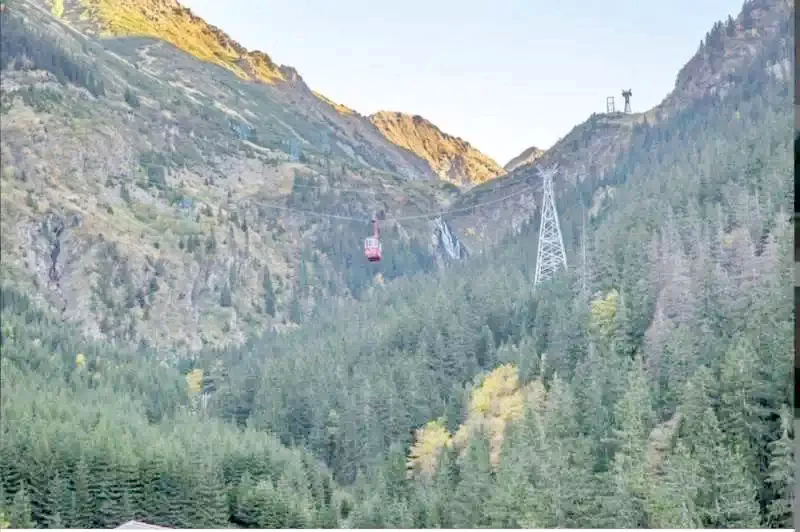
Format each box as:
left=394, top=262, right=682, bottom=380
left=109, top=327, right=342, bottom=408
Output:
left=364, top=216, right=382, bottom=262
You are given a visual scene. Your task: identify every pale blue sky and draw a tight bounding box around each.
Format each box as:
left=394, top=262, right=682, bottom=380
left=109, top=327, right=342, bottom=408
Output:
left=181, top=0, right=743, bottom=165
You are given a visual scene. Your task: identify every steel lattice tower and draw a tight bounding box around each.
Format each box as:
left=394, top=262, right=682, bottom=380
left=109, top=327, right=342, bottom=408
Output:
left=622, top=89, right=632, bottom=113
left=534, top=165, right=568, bottom=289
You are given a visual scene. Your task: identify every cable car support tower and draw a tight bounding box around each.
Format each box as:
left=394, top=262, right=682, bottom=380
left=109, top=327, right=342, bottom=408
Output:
left=534, top=164, right=568, bottom=290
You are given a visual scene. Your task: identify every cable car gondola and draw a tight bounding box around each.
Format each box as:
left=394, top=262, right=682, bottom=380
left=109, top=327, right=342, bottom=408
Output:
left=364, top=215, right=382, bottom=262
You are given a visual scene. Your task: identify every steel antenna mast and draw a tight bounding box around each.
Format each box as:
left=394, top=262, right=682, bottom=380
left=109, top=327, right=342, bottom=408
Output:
left=534, top=164, right=568, bottom=289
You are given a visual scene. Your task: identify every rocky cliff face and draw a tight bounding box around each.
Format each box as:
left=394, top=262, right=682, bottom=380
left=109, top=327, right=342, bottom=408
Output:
left=370, top=111, right=506, bottom=187
left=657, top=0, right=792, bottom=119
left=504, top=146, right=544, bottom=173
left=431, top=216, right=468, bottom=266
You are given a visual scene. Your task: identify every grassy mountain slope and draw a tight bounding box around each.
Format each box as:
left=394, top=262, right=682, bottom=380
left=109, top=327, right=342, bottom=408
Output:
left=59, top=0, right=286, bottom=83
left=0, top=0, right=479, bottom=351
left=34, top=0, right=439, bottom=182
left=370, top=111, right=506, bottom=187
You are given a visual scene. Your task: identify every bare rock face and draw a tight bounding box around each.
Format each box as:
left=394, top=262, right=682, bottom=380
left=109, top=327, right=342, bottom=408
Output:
left=504, top=146, right=544, bottom=173
left=431, top=217, right=468, bottom=268
left=370, top=111, right=506, bottom=187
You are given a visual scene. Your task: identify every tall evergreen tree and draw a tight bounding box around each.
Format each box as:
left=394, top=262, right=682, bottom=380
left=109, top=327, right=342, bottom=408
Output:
left=10, top=485, right=34, bottom=529
left=608, top=357, right=655, bottom=527
left=764, top=407, right=794, bottom=528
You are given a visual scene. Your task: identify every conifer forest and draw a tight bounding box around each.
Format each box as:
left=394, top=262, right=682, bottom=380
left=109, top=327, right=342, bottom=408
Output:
left=0, top=0, right=794, bottom=528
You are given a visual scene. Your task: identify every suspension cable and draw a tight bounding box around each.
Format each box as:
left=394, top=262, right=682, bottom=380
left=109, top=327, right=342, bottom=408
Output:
left=282, top=168, right=534, bottom=197
left=240, top=182, right=534, bottom=225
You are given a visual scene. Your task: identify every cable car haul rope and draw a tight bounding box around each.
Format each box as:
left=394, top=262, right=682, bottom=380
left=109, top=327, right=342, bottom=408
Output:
left=241, top=177, right=535, bottom=263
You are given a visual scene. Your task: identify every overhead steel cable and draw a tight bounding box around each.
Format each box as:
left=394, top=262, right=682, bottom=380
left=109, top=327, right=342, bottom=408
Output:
left=240, top=182, right=534, bottom=224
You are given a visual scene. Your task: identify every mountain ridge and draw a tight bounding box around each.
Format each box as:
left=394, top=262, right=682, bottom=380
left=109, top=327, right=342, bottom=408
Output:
left=504, top=145, right=544, bottom=173
left=446, top=0, right=792, bottom=249
left=0, top=0, right=791, bottom=353
left=45, top=0, right=505, bottom=188
left=370, top=110, right=506, bottom=187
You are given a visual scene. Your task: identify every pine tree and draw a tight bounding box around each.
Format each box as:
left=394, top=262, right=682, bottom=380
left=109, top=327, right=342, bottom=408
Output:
left=73, top=457, right=94, bottom=528
left=188, top=458, right=229, bottom=528
left=608, top=356, right=654, bottom=527
left=90, top=447, right=118, bottom=527
left=612, top=291, right=638, bottom=360
left=662, top=325, right=699, bottom=412
left=116, top=456, right=141, bottom=523
left=426, top=446, right=458, bottom=528
left=140, top=451, right=169, bottom=525
left=10, top=485, right=34, bottom=529
left=162, top=461, right=191, bottom=528
left=233, top=472, right=258, bottom=527
left=764, top=407, right=793, bottom=527
left=475, top=324, right=496, bottom=369
left=484, top=424, right=527, bottom=527
left=519, top=375, right=596, bottom=527
left=677, top=366, right=718, bottom=443
left=24, top=437, right=51, bottom=525
left=573, top=342, right=614, bottom=470
left=705, top=444, right=762, bottom=528
left=646, top=442, right=702, bottom=527
left=718, top=338, right=759, bottom=453
left=0, top=482, right=7, bottom=524
left=451, top=433, right=492, bottom=527
left=262, top=265, right=276, bottom=316
left=45, top=471, right=74, bottom=528
left=681, top=400, right=762, bottom=528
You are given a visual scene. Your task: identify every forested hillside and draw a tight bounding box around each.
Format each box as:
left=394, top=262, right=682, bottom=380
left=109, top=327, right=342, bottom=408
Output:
left=0, top=0, right=469, bottom=351
left=0, top=0, right=794, bottom=529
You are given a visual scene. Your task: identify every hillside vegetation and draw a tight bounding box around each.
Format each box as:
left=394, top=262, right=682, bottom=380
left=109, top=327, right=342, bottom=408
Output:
left=446, top=0, right=792, bottom=250
left=56, top=0, right=280, bottom=84
left=0, top=0, right=471, bottom=351
left=370, top=111, right=506, bottom=187
left=0, top=0, right=794, bottom=529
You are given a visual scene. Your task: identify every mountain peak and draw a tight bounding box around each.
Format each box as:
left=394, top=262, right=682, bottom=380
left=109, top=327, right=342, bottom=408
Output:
left=503, top=145, right=545, bottom=173
left=656, top=0, right=791, bottom=118
left=369, top=111, right=505, bottom=187
left=60, top=0, right=287, bottom=85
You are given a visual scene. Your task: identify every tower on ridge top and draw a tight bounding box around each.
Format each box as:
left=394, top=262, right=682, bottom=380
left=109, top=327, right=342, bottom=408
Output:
left=606, top=96, right=616, bottom=113
left=622, top=89, right=632, bottom=113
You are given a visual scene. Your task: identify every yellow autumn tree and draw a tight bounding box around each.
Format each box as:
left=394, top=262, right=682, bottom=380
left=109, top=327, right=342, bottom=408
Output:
left=406, top=418, right=452, bottom=481
left=408, top=364, right=552, bottom=481
left=185, top=368, right=204, bottom=396
left=453, top=364, right=526, bottom=467
left=590, top=288, right=619, bottom=338
left=75, top=353, right=86, bottom=369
